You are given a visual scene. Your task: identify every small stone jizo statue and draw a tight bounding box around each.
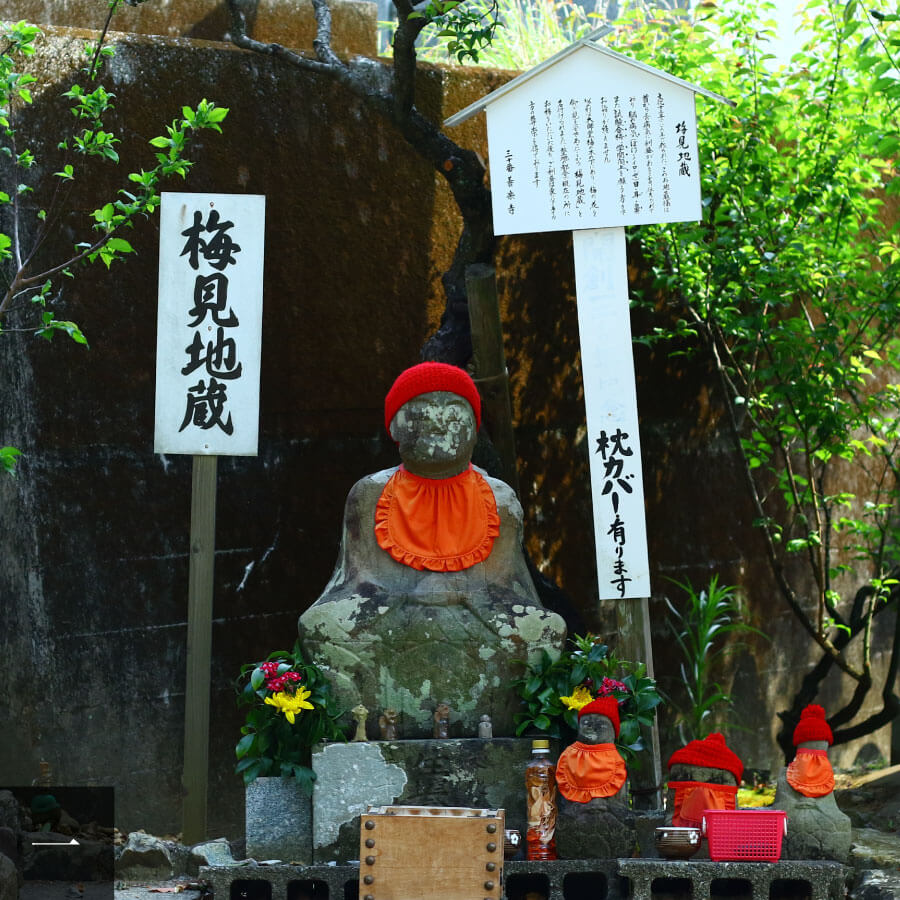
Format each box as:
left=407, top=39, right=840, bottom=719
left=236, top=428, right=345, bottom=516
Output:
left=666, top=732, right=743, bottom=827
left=772, top=704, right=851, bottom=862
left=351, top=704, right=369, bottom=742
left=478, top=714, right=493, bottom=739
left=378, top=708, right=399, bottom=741
left=554, top=696, right=636, bottom=860
left=556, top=697, right=627, bottom=802
left=433, top=701, right=451, bottom=739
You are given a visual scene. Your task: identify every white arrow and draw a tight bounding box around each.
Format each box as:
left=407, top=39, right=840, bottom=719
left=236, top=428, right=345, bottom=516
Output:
left=31, top=838, right=80, bottom=846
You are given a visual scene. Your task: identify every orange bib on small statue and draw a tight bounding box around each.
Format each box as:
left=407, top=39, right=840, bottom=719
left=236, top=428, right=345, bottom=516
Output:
left=786, top=748, right=834, bottom=797
left=374, top=465, right=500, bottom=571
left=555, top=742, right=627, bottom=802
left=669, top=781, right=738, bottom=827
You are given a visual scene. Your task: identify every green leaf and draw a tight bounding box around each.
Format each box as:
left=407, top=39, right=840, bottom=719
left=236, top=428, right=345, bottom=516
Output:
left=1, top=446, right=22, bottom=475
left=235, top=733, right=255, bottom=759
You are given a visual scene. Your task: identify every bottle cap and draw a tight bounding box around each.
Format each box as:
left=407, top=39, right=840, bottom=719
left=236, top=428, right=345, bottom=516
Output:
left=532, top=739, right=550, bottom=750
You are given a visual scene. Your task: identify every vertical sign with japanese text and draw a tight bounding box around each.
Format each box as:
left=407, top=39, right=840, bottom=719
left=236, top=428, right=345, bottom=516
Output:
left=574, top=227, right=650, bottom=599
left=154, top=193, right=265, bottom=456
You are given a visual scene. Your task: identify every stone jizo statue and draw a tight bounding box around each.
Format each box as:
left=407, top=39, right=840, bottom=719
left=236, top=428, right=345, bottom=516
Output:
left=350, top=704, right=368, bottom=742
left=378, top=708, right=399, bottom=741
left=478, top=714, right=493, bottom=739
left=298, top=362, right=566, bottom=737
left=555, top=696, right=635, bottom=859
left=773, top=704, right=851, bottom=862
left=433, top=702, right=451, bottom=739
left=665, top=732, right=743, bottom=829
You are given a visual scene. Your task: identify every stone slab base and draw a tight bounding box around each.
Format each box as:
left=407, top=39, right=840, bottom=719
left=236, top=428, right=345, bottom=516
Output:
left=310, top=738, right=544, bottom=863
left=201, top=858, right=850, bottom=899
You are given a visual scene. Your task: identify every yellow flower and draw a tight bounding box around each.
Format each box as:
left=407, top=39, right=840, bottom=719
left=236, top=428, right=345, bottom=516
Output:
left=559, top=685, right=593, bottom=711
left=265, top=687, right=314, bottom=724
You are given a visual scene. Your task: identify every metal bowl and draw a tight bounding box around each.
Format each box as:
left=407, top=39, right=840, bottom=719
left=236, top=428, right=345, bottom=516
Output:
left=655, top=826, right=701, bottom=859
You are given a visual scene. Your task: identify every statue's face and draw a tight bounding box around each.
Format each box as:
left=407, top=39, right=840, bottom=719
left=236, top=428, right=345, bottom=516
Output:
left=577, top=713, right=616, bottom=745
left=390, top=391, right=477, bottom=477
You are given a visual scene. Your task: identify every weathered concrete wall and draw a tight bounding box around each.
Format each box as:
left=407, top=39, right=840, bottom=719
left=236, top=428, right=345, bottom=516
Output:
left=0, top=3, right=894, bottom=838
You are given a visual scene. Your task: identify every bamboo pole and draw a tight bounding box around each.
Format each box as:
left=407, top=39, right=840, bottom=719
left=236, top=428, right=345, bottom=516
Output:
left=466, top=263, right=521, bottom=496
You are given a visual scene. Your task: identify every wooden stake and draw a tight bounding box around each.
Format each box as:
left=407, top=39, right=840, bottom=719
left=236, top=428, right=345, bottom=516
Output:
left=616, top=596, right=663, bottom=809
left=182, top=453, right=217, bottom=843
left=466, top=263, right=521, bottom=496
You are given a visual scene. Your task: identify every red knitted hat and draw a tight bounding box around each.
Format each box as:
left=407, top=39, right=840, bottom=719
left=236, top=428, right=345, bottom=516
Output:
left=384, top=362, right=482, bottom=434
left=792, top=704, right=833, bottom=746
left=667, top=733, right=743, bottom=783
left=578, top=696, right=620, bottom=737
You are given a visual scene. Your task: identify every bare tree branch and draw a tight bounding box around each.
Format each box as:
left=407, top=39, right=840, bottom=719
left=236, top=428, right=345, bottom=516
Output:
left=224, top=0, right=494, bottom=365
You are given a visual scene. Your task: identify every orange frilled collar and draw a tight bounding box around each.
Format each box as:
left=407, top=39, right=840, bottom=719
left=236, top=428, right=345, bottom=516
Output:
left=374, top=465, right=500, bottom=571
left=555, top=742, right=627, bottom=802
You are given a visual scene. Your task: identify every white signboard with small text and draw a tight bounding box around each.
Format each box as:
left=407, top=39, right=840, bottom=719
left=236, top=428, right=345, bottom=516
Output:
left=485, top=43, right=701, bottom=237
left=154, top=192, right=265, bottom=456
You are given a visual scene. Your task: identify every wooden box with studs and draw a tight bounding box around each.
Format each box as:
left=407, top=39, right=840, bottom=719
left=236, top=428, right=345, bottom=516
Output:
left=358, top=805, right=505, bottom=900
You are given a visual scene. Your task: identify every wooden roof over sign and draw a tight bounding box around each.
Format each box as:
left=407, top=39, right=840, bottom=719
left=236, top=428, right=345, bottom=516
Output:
left=443, top=27, right=733, bottom=129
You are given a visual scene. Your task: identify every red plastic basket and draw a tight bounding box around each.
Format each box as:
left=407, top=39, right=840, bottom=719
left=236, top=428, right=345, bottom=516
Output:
left=701, top=810, right=787, bottom=862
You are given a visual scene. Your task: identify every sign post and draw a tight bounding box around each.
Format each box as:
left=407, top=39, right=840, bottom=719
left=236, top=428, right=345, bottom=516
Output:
left=446, top=33, right=730, bottom=804
left=154, top=192, right=266, bottom=841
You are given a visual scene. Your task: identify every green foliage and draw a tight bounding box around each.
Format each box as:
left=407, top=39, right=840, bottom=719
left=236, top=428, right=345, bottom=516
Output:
left=409, top=0, right=594, bottom=68
left=234, top=642, right=346, bottom=793
left=664, top=576, right=765, bottom=743
left=1, top=17, right=228, bottom=474
left=0, top=446, right=22, bottom=474
left=622, top=0, right=900, bottom=695
left=408, top=0, right=501, bottom=63
left=512, top=633, right=662, bottom=764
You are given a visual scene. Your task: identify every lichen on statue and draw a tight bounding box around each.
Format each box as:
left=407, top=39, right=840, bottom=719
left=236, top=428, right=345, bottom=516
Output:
left=298, top=362, right=567, bottom=737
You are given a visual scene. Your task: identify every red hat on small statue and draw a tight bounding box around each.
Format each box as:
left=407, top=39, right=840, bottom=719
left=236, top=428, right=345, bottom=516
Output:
left=384, top=362, right=482, bottom=435
left=792, top=704, right=833, bottom=746
left=667, top=732, right=743, bottom=783
left=577, top=696, right=620, bottom=737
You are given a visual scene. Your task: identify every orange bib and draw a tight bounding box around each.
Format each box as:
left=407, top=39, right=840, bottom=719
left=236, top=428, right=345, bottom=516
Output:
left=374, top=465, right=500, bottom=571
left=669, top=781, right=738, bottom=827
left=555, top=742, right=627, bottom=802
left=786, top=748, right=834, bottom=797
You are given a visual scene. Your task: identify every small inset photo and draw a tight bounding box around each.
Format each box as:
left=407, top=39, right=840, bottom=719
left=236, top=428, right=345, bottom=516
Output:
left=0, top=784, right=114, bottom=900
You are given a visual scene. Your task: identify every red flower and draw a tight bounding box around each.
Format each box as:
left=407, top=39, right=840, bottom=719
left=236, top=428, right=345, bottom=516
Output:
left=597, top=677, right=627, bottom=698
left=267, top=671, right=303, bottom=693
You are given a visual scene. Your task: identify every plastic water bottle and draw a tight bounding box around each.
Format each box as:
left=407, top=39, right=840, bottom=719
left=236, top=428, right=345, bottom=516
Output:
left=525, top=738, right=558, bottom=860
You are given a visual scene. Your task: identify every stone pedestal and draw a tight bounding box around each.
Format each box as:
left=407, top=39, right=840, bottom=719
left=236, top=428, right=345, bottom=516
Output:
left=245, top=777, right=313, bottom=864
left=556, top=794, right=638, bottom=860
left=310, top=738, right=541, bottom=863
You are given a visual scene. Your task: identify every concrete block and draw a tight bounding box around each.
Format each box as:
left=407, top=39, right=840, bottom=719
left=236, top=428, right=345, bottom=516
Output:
left=618, top=858, right=849, bottom=900
left=245, top=778, right=312, bottom=865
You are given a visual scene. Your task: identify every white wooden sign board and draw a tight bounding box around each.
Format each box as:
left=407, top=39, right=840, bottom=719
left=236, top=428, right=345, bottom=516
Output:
left=446, top=38, right=725, bottom=601
left=574, top=227, right=649, bottom=598
left=154, top=192, right=265, bottom=456
left=484, top=43, right=701, bottom=237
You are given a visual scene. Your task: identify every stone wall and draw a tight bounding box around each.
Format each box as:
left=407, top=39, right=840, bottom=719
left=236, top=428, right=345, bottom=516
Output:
left=0, top=2, right=894, bottom=837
